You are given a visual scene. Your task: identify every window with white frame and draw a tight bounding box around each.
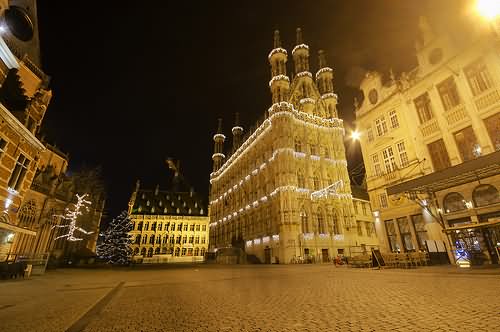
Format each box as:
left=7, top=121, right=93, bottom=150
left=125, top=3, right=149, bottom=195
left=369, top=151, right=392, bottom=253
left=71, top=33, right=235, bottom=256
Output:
left=389, top=110, right=399, bottom=129
left=464, top=59, right=493, bottom=96
left=372, top=154, right=382, bottom=177
left=396, top=141, right=409, bottom=167
left=375, top=117, right=388, bottom=136
left=382, top=147, right=397, bottom=173
left=379, top=192, right=388, bottom=209
left=8, top=154, right=30, bottom=191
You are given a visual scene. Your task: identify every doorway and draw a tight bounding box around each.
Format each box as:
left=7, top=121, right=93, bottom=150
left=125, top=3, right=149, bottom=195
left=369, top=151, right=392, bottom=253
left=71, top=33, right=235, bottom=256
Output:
left=321, top=249, right=329, bottom=263
left=264, top=246, right=271, bottom=264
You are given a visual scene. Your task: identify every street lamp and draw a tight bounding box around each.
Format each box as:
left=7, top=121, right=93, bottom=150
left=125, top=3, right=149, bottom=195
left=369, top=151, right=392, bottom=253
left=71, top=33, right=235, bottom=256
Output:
left=350, top=130, right=361, bottom=141
left=476, top=0, right=500, bottom=36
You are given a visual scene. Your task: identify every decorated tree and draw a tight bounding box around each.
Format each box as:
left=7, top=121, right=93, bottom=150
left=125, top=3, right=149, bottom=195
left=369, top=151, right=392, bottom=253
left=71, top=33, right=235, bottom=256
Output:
left=53, top=193, right=94, bottom=241
left=96, top=211, right=133, bottom=265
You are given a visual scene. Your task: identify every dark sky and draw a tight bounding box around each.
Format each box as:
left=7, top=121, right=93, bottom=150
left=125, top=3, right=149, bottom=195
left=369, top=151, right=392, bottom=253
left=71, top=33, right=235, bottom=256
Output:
left=35, top=0, right=468, bottom=220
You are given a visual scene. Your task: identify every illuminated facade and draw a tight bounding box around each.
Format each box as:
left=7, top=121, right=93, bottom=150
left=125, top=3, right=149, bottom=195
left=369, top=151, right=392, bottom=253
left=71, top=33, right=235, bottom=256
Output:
left=209, top=29, right=377, bottom=264
left=0, top=1, right=51, bottom=261
left=128, top=182, right=209, bottom=263
left=355, top=17, right=500, bottom=265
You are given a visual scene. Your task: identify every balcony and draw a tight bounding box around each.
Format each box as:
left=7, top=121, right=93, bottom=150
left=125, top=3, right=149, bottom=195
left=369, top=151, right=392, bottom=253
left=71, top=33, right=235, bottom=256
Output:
left=419, top=118, right=440, bottom=138
left=474, top=87, right=500, bottom=113
left=444, top=104, right=468, bottom=127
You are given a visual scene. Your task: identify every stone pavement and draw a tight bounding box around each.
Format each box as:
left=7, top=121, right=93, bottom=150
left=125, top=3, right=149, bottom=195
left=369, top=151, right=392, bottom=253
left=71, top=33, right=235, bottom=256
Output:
left=0, top=265, right=499, bottom=332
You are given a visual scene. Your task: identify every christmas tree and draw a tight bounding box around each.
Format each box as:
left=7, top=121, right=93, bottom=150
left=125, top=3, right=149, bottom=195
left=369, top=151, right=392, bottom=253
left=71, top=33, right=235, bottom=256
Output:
left=97, top=211, right=133, bottom=265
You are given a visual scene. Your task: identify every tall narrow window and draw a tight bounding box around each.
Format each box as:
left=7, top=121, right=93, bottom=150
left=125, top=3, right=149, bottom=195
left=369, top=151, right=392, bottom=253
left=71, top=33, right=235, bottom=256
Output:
left=367, top=127, right=374, bottom=142
left=437, top=76, right=460, bottom=110
left=397, top=217, right=414, bottom=252
left=382, top=147, right=397, bottom=173
left=454, top=126, right=478, bottom=162
left=372, top=154, right=382, bottom=177
left=483, top=113, right=500, bottom=151
left=385, top=220, right=399, bottom=252
left=313, top=172, right=320, bottom=190
left=375, top=117, right=388, bottom=136
left=332, top=212, right=341, bottom=234
left=464, top=60, right=492, bottom=96
left=396, top=141, right=409, bottom=167
left=295, top=139, right=302, bottom=152
left=0, top=138, right=7, bottom=158
left=379, top=193, right=388, bottom=209
left=427, top=139, right=451, bottom=171
left=389, top=110, right=399, bottom=129
left=317, top=209, right=325, bottom=234
left=414, top=93, right=434, bottom=124
left=297, top=171, right=305, bottom=188
left=8, top=154, right=30, bottom=191
left=300, top=209, right=308, bottom=233
left=411, top=214, right=428, bottom=250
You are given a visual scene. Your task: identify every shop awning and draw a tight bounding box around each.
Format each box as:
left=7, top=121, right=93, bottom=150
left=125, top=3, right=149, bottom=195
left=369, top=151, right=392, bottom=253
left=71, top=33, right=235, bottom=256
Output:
left=387, top=150, right=500, bottom=195
left=444, top=218, right=500, bottom=233
left=0, top=221, right=36, bottom=236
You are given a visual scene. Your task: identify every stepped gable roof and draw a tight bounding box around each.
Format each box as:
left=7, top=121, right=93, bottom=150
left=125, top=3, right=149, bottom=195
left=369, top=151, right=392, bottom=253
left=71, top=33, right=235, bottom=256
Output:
left=351, top=185, right=369, bottom=201
left=131, top=189, right=207, bottom=217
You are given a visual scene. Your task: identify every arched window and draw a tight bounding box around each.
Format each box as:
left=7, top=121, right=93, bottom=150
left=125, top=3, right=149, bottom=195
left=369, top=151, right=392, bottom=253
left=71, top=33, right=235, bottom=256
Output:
left=297, top=171, right=305, bottom=188
left=142, top=234, right=148, bottom=244
left=317, top=208, right=325, bottom=234
left=135, top=234, right=141, bottom=244
left=300, top=209, right=308, bottom=233
left=147, top=248, right=153, bottom=257
left=137, top=221, right=143, bottom=231
left=140, top=248, right=146, bottom=256
left=144, top=222, right=149, bottom=231
left=200, top=248, right=206, bottom=257
left=149, top=234, right=155, bottom=244
left=154, top=247, right=160, bottom=255
left=133, top=247, right=139, bottom=255
left=19, top=200, right=37, bottom=226
left=473, top=184, right=499, bottom=207
left=194, top=247, right=200, bottom=256
left=174, top=247, right=180, bottom=256
left=332, top=211, right=341, bottom=234
left=151, top=222, right=156, bottom=231
left=443, top=192, right=467, bottom=213
left=295, top=138, right=302, bottom=152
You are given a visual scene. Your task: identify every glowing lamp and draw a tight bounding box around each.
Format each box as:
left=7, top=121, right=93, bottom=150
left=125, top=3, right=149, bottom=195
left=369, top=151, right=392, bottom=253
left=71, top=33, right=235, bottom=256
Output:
left=350, top=130, right=361, bottom=141
left=476, top=0, right=500, bottom=20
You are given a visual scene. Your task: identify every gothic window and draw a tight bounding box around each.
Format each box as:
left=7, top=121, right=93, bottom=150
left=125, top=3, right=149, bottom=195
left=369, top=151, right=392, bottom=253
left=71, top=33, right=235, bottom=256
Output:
left=140, top=248, right=146, bottom=256
left=151, top=222, right=156, bottom=231
left=175, top=247, right=180, bottom=256
left=176, top=208, right=180, bottom=214
left=158, top=223, right=162, bottom=231
left=144, top=222, right=149, bottom=231
left=300, top=209, right=308, bottom=233
left=200, top=208, right=204, bottom=215
left=19, top=200, right=36, bottom=226
left=163, top=207, right=168, bottom=213
left=317, top=209, right=325, bottom=234
left=297, top=171, right=305, bottom=188
left=135, top=234, right=141, bottom=244
left=142, top=234, right=148, bottom=244
left=313, top=172, right=320, bottom=190
left=332, top=212, right=341, bottom=234
left=149, top=235, right=155, bottom=244
left=414, top=93, right=434, bottom=124
left=473, top=184, right=499, bottom=207
left=295, top=139, right=302, bottom=152
left=310, top=145, right=317, bottom=156
left=464, top=59, right=492, bottom=96
left=137, top=221, right=143, bottom=231
left=437, top=76, right=460, bottom=110
left=443, top=192, right=467, bottom=213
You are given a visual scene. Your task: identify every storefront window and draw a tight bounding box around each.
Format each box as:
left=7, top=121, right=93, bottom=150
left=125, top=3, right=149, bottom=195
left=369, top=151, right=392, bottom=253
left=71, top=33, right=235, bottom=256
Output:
left=397, top=217, right=414, bottom=252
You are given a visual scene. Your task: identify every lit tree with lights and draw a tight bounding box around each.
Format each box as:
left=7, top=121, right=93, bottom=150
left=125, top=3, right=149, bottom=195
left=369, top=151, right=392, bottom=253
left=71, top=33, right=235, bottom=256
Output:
left=96, top=211, right=133, bottom=265
left=53, top=193, right=94, bottom=241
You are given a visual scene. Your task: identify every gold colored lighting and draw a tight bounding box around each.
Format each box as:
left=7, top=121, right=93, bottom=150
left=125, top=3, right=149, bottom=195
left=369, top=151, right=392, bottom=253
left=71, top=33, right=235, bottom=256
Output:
left=476, top=0, right=500, bottom=20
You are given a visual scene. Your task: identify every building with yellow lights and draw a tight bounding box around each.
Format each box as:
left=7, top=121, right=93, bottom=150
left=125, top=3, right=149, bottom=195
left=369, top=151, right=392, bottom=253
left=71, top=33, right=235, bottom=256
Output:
left=128, top=181, right=209, bottom=263
left=209, top=29, right=378, bottom=264
left=355, top=16, right=500, bottom=266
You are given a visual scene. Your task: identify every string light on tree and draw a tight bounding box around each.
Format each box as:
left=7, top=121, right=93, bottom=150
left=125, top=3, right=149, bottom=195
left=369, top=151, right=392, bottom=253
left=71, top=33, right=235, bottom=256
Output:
left=96, top=211, right=133, bottom=265
left=52, top=193, right=93, bottom=241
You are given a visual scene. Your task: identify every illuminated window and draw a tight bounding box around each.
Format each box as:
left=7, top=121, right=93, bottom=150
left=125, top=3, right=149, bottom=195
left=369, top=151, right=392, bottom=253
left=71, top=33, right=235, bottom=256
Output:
left=397, top=217, right=414, bottom=251
left=411, top=214, right=428, bottom=249
left=384, top=220, right=399, bottom=252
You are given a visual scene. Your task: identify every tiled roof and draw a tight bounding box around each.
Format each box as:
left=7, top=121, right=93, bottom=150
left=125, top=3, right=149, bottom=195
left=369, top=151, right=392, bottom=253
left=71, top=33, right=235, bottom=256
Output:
left=131, top=189, right=207, bottom=217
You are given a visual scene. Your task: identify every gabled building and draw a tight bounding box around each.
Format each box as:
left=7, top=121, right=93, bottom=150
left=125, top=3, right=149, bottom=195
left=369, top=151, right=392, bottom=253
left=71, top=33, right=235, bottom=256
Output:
left=209, top=29, right=378, bottom=264
left=355, top=16, right=500, bottom=265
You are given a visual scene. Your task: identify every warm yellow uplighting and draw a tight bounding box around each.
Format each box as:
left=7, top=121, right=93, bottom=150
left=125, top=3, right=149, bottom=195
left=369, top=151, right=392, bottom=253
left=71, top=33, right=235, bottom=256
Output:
left=350, top=130, right=361, bottom=141
left=476, top=0, right=500, bottom=20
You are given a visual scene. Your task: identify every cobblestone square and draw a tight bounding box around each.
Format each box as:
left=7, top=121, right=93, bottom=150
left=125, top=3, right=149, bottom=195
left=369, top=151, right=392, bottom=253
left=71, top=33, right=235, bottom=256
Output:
left=1, top=265, right=499, bottom=332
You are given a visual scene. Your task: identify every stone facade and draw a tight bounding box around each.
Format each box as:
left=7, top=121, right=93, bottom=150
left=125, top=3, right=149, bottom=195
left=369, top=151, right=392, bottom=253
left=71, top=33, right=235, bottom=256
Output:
left=128, top=182, right=209, bottom=263
left=209, top=29, right=378, bottom=264
left=355, top=17, right=500, bottom=264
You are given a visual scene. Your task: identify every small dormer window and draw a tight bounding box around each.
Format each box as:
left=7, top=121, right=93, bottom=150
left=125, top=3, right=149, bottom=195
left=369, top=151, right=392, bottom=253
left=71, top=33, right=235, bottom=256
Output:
left=151, top=207, right=155, bottom=213
left=138, top=206, right=142, bottom=212
left=163, top=207, right=168, bottom=214
left=142, top=193, right=146, bottom=199
left=195, top=202, right=198, bottom=208
left=159, top=201, right=163, bottom=207
left=183, top=201, right=186, bottom=207
left=176, top=208, right=180, bottom=214
left=188, top=208, right=192, bottom=214
left=146, top=200, right=150, bottom=206
left=178, top=195, right=181, bottom=200
left=166, top=195, right=170, bottom=200
left=200, top=208, right=204, bottom=215
left=171, top=201, right=175, bottom=207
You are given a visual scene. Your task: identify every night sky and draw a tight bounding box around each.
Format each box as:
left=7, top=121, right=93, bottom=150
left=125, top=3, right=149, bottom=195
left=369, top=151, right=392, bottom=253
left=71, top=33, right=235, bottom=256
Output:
left=35, top=0, right=469, bottom=221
